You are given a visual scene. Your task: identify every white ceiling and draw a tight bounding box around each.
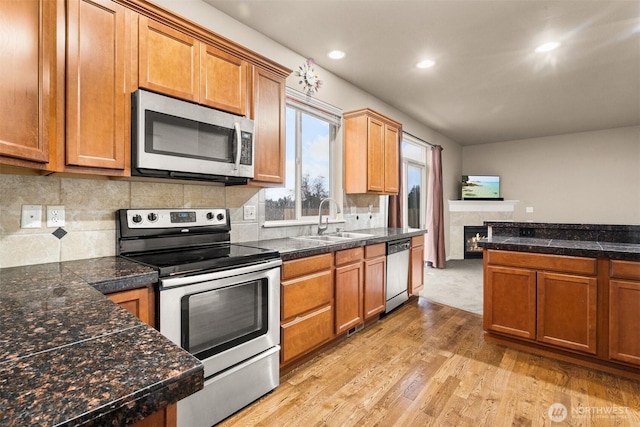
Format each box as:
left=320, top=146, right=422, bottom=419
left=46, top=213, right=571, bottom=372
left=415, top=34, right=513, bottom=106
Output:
left=204, top=0, right=639, bottom=145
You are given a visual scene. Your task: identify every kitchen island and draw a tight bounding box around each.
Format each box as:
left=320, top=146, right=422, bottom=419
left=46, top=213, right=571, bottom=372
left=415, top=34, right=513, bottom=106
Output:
left=479, top=222, right=640, bottom=379
left=0, top=258, right=203, bottom=426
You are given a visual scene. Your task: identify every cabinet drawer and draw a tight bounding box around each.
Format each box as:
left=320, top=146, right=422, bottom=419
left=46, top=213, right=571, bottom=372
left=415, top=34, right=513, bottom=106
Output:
left=335, top=247, right=364, bottom=266
left=610, top=260, right=640, bottom=281
left=282, top=270, right=333, bottom=321
left=282, top=253, right=333, bottom=280
left=281, top=305, right=334, bottom=363
left=487, top=250, right=596, bottom=276
left=411, top=234, right=425, bottom=247
left=365, top=243, right=385, bottom=259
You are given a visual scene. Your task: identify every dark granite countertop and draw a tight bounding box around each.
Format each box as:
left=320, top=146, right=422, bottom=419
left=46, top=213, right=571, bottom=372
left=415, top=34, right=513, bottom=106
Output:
left=479, top=222, right=640, bottom=261
left=0, top=259, right=203, bottom=427
left=479, top=236, right=640, bottom=261
left=240, top=227, right=427, bottom=261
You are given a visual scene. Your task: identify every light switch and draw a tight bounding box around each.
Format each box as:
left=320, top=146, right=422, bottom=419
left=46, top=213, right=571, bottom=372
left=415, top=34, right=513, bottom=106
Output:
left=21, top=205, right=42, bottom=228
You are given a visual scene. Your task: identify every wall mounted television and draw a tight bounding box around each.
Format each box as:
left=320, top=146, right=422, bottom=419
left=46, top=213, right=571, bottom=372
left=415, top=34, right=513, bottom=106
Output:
left=461, top=175, right=503, bottom=200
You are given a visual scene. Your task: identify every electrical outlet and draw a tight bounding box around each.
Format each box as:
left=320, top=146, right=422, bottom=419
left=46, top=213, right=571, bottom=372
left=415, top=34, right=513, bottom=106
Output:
left=21, top=205, right=42, bottom=229
left=47, top=205, right=65, bottom=227
left=243, top=205, right=256, bottom=221
left=526, top=206, right=534, bottom=213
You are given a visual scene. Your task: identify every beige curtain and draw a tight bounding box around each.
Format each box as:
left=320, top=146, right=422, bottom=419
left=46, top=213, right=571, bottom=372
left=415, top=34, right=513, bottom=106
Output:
left=426, top=145, right=446, bottom=268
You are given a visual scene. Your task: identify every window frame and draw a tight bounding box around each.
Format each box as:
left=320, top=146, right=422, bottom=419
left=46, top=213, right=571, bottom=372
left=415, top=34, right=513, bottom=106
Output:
left=401, top=133, right=428, bottom=230
left=263, top=88, right=343, bottom=227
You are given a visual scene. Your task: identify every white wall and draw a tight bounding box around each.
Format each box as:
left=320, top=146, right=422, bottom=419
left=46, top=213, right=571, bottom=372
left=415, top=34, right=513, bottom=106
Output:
left=462, top=126, right=640, bottom=224
left=154, top=0, right=463, bottom=255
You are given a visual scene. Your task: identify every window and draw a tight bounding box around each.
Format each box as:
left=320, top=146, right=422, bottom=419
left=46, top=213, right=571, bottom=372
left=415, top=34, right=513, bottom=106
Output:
left=402, top=134, right=428, bottom=230
left=264, top=89, right=342, bottom=223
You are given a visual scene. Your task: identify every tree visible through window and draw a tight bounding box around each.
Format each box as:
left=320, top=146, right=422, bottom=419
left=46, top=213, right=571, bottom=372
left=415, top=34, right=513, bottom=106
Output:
left=265, top=104, right=335, bottom=222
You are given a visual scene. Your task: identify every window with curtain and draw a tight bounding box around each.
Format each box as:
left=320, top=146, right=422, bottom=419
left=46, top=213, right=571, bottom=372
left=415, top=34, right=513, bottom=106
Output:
left=402, top=135, right=428, bottom=230
left=264, top=88, right=342, bottom=223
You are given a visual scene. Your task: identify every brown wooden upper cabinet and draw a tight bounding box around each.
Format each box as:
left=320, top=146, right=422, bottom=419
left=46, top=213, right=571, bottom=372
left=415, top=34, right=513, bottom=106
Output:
left=344, top=108, right=401, bottom=194
left=64, top=0, right=130, bottom=172
left=0, top=0, right=57, bottom=169
left=138, top=17, right=249, bottom=117
left=251, top=67, right=286, bottom=185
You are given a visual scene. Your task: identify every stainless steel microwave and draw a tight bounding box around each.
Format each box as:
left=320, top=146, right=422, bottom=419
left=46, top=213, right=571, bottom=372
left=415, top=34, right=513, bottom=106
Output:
left=131, top=89, right=254, bottom=184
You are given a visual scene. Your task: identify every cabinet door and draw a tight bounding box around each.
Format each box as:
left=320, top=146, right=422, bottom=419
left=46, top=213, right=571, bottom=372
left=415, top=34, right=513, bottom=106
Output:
left=200, top=44, right=248, bottom=116
left=366, top=117, right=384, bottom=192
left=409, top=238, right=424, bottom=296
left=609, top=279, right=640, bottom=365
left=251, top=67, right=285, bottom=184
left=537, top=272, right=597, bottom=354
left=107, top=287, right=153, bottom=326
left=384, top=124, right=399, bottom=193
left=281, top=305, right=334, bottom=364
left=0, top=0, right=55, bottom=165
left=484, top=265, right=537, bottom=339
left=66, top=0, right=127, bottom=170
left=138, top=16, right=199, bottom=102
left=364, top=255, right=386, bottom=319
left=335, top=261, right=364, bottom=334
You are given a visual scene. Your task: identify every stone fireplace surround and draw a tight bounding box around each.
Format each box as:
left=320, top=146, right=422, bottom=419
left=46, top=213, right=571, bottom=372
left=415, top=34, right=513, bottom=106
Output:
left=449, top=200, right=518, bottom=260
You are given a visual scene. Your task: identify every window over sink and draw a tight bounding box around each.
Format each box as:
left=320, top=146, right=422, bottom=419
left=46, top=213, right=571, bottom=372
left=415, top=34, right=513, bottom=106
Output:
left=264, top=88, right=342, bottom=223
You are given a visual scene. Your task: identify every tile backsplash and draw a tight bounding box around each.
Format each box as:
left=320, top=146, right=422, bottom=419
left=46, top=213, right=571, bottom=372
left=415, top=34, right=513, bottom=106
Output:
left=0, top=173, right=387, bottom=268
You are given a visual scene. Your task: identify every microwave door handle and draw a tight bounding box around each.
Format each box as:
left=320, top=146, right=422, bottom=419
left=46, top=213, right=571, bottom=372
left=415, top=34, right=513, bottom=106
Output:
left=233, top=122, right=241, bottom=170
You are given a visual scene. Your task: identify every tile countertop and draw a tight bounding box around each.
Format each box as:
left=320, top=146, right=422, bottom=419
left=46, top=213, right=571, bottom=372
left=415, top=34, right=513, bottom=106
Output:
left=0, top=258, right=204, bottom=427
left=479, top=221, right=640, bottom=261
left=478, top=236, right=640, bottom=261
left=240, top=227, right=428, bottom=261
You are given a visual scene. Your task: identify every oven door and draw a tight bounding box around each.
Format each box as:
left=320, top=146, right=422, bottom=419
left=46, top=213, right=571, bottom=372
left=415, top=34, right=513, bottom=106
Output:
left=159, top=259, right=281, bottom=378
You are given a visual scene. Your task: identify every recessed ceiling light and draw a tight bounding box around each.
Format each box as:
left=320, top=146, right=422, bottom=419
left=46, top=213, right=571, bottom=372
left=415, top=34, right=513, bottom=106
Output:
left=416, top=59, right=435, bottom=69
left=328, top=50, right=345, bottom=60
left=535, top=41, right=560, bottom=53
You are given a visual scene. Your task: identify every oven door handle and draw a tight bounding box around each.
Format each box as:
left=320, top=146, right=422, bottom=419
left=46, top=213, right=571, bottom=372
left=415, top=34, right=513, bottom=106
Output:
left=160, top=258, right=282, bottom=289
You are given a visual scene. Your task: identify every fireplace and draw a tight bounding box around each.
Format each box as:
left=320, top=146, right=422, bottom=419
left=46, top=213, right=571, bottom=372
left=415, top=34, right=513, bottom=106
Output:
left=464, top=226, right=488, bottom=259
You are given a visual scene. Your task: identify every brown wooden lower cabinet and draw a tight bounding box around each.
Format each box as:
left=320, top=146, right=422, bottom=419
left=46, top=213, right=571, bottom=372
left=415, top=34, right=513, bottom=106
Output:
left=609, top=260, right=640, bottom=366
left=537, top=271, right=597, bottom=354
left=363, top=243, right=386, bottom=319
left=335, top=247, right=364, bottom=334
left=409, top=235, right=425, bottom=295
left=484, top=249, right=640, bottom=379
left=484, top=264, right=537, bottom=339
left=106, top=286, right=176, bottom=427
left=280, top=253, right=335, bottom=366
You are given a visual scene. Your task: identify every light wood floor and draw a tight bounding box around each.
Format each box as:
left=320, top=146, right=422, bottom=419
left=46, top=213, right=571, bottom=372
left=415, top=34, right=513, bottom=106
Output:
left=220, top=299, right=640, bottom=427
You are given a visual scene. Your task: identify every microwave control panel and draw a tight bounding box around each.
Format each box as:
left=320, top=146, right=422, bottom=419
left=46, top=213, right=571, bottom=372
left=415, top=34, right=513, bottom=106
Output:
left=240, top=132, right=253, bottom=165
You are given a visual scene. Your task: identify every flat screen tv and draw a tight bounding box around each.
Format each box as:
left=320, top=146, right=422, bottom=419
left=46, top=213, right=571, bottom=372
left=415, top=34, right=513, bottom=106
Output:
left=461, top=175, right=502, bottom=200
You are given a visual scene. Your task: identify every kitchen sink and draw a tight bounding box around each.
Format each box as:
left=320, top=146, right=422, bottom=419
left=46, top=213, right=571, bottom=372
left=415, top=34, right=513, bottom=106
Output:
left=326, top=232, right=374, bottom=239
left=293, top=232, right=374, bottom=244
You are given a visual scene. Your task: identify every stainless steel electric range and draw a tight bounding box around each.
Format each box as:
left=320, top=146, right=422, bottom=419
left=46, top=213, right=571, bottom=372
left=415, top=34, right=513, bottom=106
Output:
left=117, top=208, right=281, bottom=427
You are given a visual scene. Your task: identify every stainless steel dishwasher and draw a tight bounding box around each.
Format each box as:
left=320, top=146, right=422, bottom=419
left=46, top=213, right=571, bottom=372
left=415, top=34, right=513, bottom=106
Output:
left=385, top=238, right=411, bottom=312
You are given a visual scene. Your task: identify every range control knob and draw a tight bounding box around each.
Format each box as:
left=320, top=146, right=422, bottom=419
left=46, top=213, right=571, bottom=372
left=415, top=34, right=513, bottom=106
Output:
left=217, top=213, right=225, bottom=221
left=132, top=214, right=143, bottom=224
left=147, top=213, right=158, bottom=222
left=206, top=212, right=215, bottom=220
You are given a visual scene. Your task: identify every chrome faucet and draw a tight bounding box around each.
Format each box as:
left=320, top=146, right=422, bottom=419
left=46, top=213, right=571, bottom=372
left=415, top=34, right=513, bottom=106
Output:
left=317, top=198, right=341, bottom=235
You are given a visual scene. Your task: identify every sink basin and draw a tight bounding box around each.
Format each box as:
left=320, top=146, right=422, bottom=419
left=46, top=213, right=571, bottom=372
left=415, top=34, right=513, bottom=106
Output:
left=293, top=232, right=374, bottom=244
left=327, top=232, right=374, bottom=239
left=293, top=235, right=351, bottom=244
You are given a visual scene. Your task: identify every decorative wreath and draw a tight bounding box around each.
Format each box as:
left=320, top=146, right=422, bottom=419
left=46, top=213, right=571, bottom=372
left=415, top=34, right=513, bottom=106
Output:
left=296, top=59, right=322, bottom=96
